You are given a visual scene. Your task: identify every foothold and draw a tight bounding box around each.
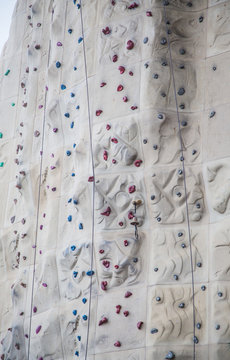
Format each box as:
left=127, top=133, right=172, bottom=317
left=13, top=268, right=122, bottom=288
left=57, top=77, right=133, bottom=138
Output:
left=88, top=176, right=94, bottom=182
left=129, top=71, right=134, bottom=76
left=180, top=48, right=186, bottom=55
left=124, top=240, right=128, bottom=247
left=131, top=105, right=138, bottom=110
left=137, top=321, right=143, bottom=329
left=33, top=306, right=37, bottom=313
left=178, top=88, right=185, bottom=96
left=126, top=40, right=134, bottom=50
left=101, top=206, right=111, bottom=216
left=112, top=54, right=118, bottom=62
left=151, top=328, right=158, bottom=334
left=143, top=139, right=147, bottom=144
left=35, top=44, right=40, bottom=50
left=79, top=223, right=83, bottom=230
left=124, top=291, right=132, bottom=298
left=4, top=69, right=10, bottom=76
left=0, top=162, right=4, bottom=168
left=114, top=341, right=121, bottom=347
left=68, top=28, right=72, bottom=34
left=181, top=120, right=187, bottom=127
left=157, top=217, right=161, bottom=222
left=153, top=73, right=159, bottom=79
left=42, top=283, right=47, bottom=287
left=82, top=315, right=87, bottom=321
left=173, top=274, right=178, bottom=280
left=178, top=169, right=183, bottom=175
left=36, top=325, right=42, bottom=334
left=64, top=112, right=70, bottom=118
left=118, top=66, right=125, bottom=74
left=212, top=65, right=217, bottom=71
left=99, top=317, right=108, bottom=326
left=53, top=128, right=58, bottom=133
left=71, top=245, right=76, bottom=251
left=165, top=351, right=175, bottom=359
left=153, top=145, right=158, bottom=150
left=197, top=262, right=202, bottom=267
left=143, top=37, right=148, bottom=44
left=128, top=2, right=139, bottom=9
left=154, top=267, right=158, bottom=272
left=61, top=84, right=66, bottom=90
left=181, top=243, right=186, bottom=248
left=96, top=109, right=103, bottom=116
left=66, top=150, right=71, bottom=156
left=73, top=271, right=78, bottom=278
left=134, top=159, right=142, bottom=167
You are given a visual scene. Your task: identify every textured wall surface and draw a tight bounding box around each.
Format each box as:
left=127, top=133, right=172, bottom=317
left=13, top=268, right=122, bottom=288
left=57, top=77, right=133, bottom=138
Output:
left=0, top=0, right=230, bottom=359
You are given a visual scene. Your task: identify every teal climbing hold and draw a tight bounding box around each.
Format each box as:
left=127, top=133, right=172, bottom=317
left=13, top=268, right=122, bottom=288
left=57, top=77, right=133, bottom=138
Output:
left=0, top=133, right=2, bottom=138
left=0, top=162, right=4, bottom=167
left=4, top=69, right=10, bottom=76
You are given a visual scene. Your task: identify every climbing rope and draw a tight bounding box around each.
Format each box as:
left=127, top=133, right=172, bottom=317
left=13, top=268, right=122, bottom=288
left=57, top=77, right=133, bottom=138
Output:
left=79, top=1, right=96, bottom=359
left=163, top=4, right=196, bottom=360
left=27, top=3, right=54, bottom=359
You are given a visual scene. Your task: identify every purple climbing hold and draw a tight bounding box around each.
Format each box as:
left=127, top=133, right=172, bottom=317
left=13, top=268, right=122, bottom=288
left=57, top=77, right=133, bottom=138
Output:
left=36, top=325, right=42, bottom=334
left=57, top=41, right=62, bottom=46
left=42, top=283, right=47, bottom=287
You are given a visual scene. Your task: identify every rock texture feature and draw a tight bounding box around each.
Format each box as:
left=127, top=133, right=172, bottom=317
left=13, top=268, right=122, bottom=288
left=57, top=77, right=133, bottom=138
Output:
left=0, top=0, right=229, bottom=359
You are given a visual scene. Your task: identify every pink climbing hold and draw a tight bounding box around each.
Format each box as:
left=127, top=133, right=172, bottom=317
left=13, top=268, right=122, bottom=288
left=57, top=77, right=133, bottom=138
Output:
left=100, top=82, right=107, bottom=87
left=134, top=159, right=142, bottom=167
left=50, top=166, right=56, bottom=170
left=112, top=54, right=118, bottom=62
left=96, top=110, right=103, bottom=116
left=116, top=305, right=121, bottom=314
left=146, top=11, right=152, bottom=16
left=106, top=124, right=111, bottom=130
left=126, top=40, right=134, bottom=50
left=123, top=311, right=129, bottom=317
left=98, top=317, right=108, bottom=326
left=117, top=84, right=124, bottom=92
left=36, top=325, right=42, bottom=334
left=124, top=291, right=132, bottom=298
left=123, top=96, right=128, bottom=102
left=102, top=26, right=111, bottom=35
left=111, top=138, right=118, bottom=143
left=118, top=66, right=125, bottom=74
left=128, top=185, right=136, bottom=193
left=102, top=260, right=110, bottom=268
left=101, top=206, right=111, bottom=216
left=124, top=240, right=128, bottom=247
left=103, top=150, right=108, bottom=161
left=137, top=321, right=143, bottom=330
left=99, top=249, right=104, bottom=254
left=57, top=41, right=62, bottom=46
left=114, top=341, right=121, bottom=347
left=88, top=176, right=94, bottom=182
left=42, top=283, right=47, bottom=287
left=101, top=281, right=108, bottom=291
left=128, top=211, right=134, bottom=220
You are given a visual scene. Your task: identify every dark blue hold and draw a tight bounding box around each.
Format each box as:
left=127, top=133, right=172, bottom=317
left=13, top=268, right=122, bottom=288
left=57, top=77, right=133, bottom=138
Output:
left=73, top=143, right=76, bottom=148
left=68, top=215, right=72, bottom=222
left=77, top=336, right=81, bottom=341
left=165, top=351, right=175, bottom=359
left=78, top=37, right=83, bottom=44
left=71, top=173, right=75, bottom=177
left=73, top=0, right=76, bottom=4
left=178, top=169, right=183, bottom=175
left=68, top=198, right=72, bottom=203
left=64, top=112, right=70, bottom=118
left=179, top=302, right=185, bottom=308
left=192, top=149, right=197, bottom=155
left=77, top=4, right=81, bottom=9
left=66, top=150, right=71, bottom=156
left=151, top=195, right=155, bottom=200
left=76, top=105, right=80, bottom=110
left=70, top=92, right=75, bottom=97
left=209, top=111, right=216, bottom=118
left=79, top=223, right=83, bottom=230
left=73, top=199, right=78, bottom=205
left=153, top=145, right=158, bottom=150
left=82, top=298, right=87, bottom=304
left=178, top=87, right=185, bottom=96
left=218, top=292, right=223, bottom=297
left=73, top=271, right=78, bottom=278
left=180, top=156, right=184, bottom=161
left=82, top=315, right=87, bottom=321
left=56, top=61, right=61, bottom=68
left=73, top=309, right=77, bottom=316
left=86, top=270, right=94, bottom=276
left=71, top=245, right=76, bottom=251
left=156, top=296, right=161, bottom=302
left=181, top=243, right=186, bottom=248
left=157, top=217, right=161, bottom=222
left=154, top=267, right=158, bottom=272
left=201, top=285, right=206, bottom=291
left=151, top=328, right=158, bottom=334
left=178, top=232, right=183, bottom=237
left=196, top=322, right=201, bottom=330
left=70, top=122, right=74, bottom=129
left=61, top=84, right=66, bottom=90
left=216, top=324, right=220, bottom=330
left=181, top=120, right=187, bottom=126
left=74, top=66, right=77, bottom=71
left=193, top=336, right=199, bottom=344
left=133, top=257, right=138, bottom=263
left=197, top=262, right=202, bottom=268
left=161, top=37, right=167, bottom=45
left=68, top=28, right=72, bottom=34
left=75, top=351, right=79, bottom=357
left=173, top=274, right=178, bottom=280
left=143, top=37, right=148, bottom=44
left=153, top=73, right=158, bottom=79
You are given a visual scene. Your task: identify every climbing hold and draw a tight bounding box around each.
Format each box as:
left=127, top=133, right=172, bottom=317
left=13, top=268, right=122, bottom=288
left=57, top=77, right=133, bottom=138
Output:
left=102, top=26, right=111, bottom=35
left=112, top=54, right=118, bottom=62
left=61, top=84, right=66, bottom=90
left=179, top=302, right=185, bottom=308
left=86, top=270, right=94, bottom=276
left=79, top=223, right=83, bottom=230
left=129, top=71, right=134, bottom=76
left=116, top=305, right=121, bottom=314
left=42, top=283, right=47, bottom=287
left=53, top=128, right=58, bottom=133
left=82, top=315, right=87, bottom=321
left=122, top=96, right=128, bottom=102
left=4, top=69, right=10, bottom=76
left=96, top=110, right=103, bottom=116
left=218, top=292, right=223, bottom=297
left=73, top=310, right=77, bottom=316
left=11, top=102, right=15, bottom=107
left=201, top=285, right=206, bottom=291
left=68, top=28, right=72, bottom=34
left=75, top=351, right=79, bottom=356
left=173, top=274, right=178, bottom=280
left=100, top=82, right=107, bottom=87
left=82, top=298, right=87, bottom=304
left=35, top=44, right=40, bottom=50
left=88, top=176, right=94, bottom=182
left=180, top=48, right=186, bottom=55
left=151, top=328, right=158, bottom=334
left=143, top=37, right=148, bottom=44
left=134, top=159, right=142, bottom=167
left=73, top=271, right=78, bottom=278
left=64, top=112, right=70, bottom=118
left=123, top=311, right=129, bottom=317
left=146, top=11, right=152, bottom=16
left=36, top=325, right=42, bottom=334
left=77, top=4, right=81, bottom=9
left=199, top=16, right=204, bottom=23
left=111, top=137, right=118, bottom=143
left=114, top=341, right=121, bottom=347
left=196, top=323, right=201, bottom=329
left=0, top=162, right=4, bottom=168
left=178, top=88, right=185, bottom=96
left=153, top=145, right=158, bottom=150
left=71, top=245, right=76, bottom=251
left=209, top=111, right=215, bottom=118
left=33, top=306, right=37, bottom=313
left=193, top=336, right=199, bottom=344
left=57, top=41, right=62, bottom=46
left=161, top=38, right=167, bottom=45
left=99, top=249, right=104, bottom=254
left=128, top=2, right=139, bottom=9
left=156, top=296, right=161, bottom=302
left=215, top=324, right=220, bottom=330
left=137, top=321, right=143, bottom=330
left=118, top=66, right=125, bottom=74
left=126, top=40, right=134, bottom=50
left=73, top=199, right=78, bottom=205
left=78, top=37, right=83, bottom=43
left=117, top=84, right=124, bottom=92
left=56, top=61, right=61, bottom=68
left=165, top=351, right=175, bottom=359
left=99, top=317, right=108, bottom=326
left=67, top=215, right=72, bottom=222
left=128, top=185, right=136, bottom=193
left=124, top=291, right=132, bottom=298
left=101, top=281, right=108, bottom=291
left=66, top=150, right=71, bottom=156
left=101, top=206, right=111, bottom=216
left=124, top=240, right=128, bottom=247
left=70, top=122, right=74, bottom=128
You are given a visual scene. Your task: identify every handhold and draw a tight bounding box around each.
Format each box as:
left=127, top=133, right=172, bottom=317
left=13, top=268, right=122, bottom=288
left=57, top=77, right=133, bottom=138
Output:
left=35, top=44, right=40, bottom=50
left=56, top=61, right=61, bottom=68
left=36, top=325, right=42, bottom=334
left=88, top=176, right=94, bottom=182
left=128, top=185, right=136, bottom=193
left=4, top=69, right=10, bottom=76
left=42, top=283, right=47, bottom=287
left=118, top=66, right=125, bottom=74
left=123, top=311, right=129, bottom=317
left=111, top=137, right=118, bottom=143
left=86, top=270, right=94, bottom=276
left=53, top=128, right=58, bottom=132
left=124, top=240, right=128, bottom=246
left=100, top=82, right=107, bottom=87
left=102, top=26, right=111, bottom=35
left=99, top=249, right=104, bottom=254
left=116, top=305, right=121, bottom=314
left=131, top=105, right=138, bottom=110
left=128, top=211, right=134, bottom=219
left=118, top=221, right=123, bottom=226
left=79, top=223, right=83, bottom=230
left=117, top=84, right=124, bottom=92
left=33, top=306, right=37, bottom=313
left=146, top=11, right=152, bottom=16
left=66, top=150, right=71, bottom=156
left=101, top=206, right=111, bottom=216
left=114, top=341, right=121, bottom=347
left=112, top=159, right=117, bottom=164
left=67, top=215, right=72, bottom=222
left=103, top=150, right=108, bottom=161
left=64, top=112, right=70, bottom=118
left=68, top=28, right=72, bottom=34
left=143, top=37, right=148, bottom=44
left=126, top=40, right=134, bottom=50
left=61, top=84, right=66, bottom=90
left=134, top=159, right=142, bottom=167
left=101, top=281, right=107, bottom=291
left=57, top=41, right=62, bottom=46
left=124, top=291, right=132, bottom=298
left=112, top=54, right=118, bottom=62
left=137, top=321, right=143, bottom=329
left=99, top=317, right=108, bottom=326
left=96, top=109, right=103, bottom=116
left=178, top=88, right=185, bottom=96
left=128, top=2, right=139, bottom=9
left=71, top=245, right=76, bottom=251
left=123, top=96, right=128, bottom=102
left=165, top=351, right=175, bottom=359
left=0, top=162, right=4, bottom=167
left=82, top=315, right=87, bottom=321
left=129, top=71, right=134, bottom=76
left=78, top=37, right=83, bottom=43
left=73, top=309, right=77, bottom=316
left=82, top=298, right=87, bottom=304
left=151, top=328, right=158, bottom=334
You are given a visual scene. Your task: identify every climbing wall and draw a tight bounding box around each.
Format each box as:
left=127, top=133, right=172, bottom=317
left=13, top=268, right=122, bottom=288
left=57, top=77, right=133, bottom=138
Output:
left=0, top=0, right=230, bottom=359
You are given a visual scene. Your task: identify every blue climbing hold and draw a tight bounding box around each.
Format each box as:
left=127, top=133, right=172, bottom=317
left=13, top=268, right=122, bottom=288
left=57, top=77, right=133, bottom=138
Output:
left=79, top=223, right=83, bottom=230
left=68, top=29, right=72, bottom=34
left=77, top=336, right=81, bottom=341
left=71, top=245, right=76, bottom=251
left=70, top=122, right=74, bottom=128
left=73, top=199, right=78, bottom=205
left=86, top=270, right=94, bottom=276
left=61, top=84, right=66, bottom=90
left=68, top=215, right=72, bottom=222
left=66, top=150, right=71, bottom=156
left=75, top=351, right=79, bottom=357
left=72, top=173, right=75, bottom=177
left=73, top=143, right=76, bottom=148
left=64, top=112, right=70, bottom=118
left=82, top=298, right=87, bottom=304
left=56, top=61, right=61, bottom=68
left=73, top=0, right=76, bottom=4
left=76, top=105, right=80, bottom=110
left=78, top=37, right=83, bottom=43
left=74, top=67, right=77, bottom=71
left=73, top=309, right=77, bottom=316
left=70, top=92, right=75, bottom=97
left=68, top=198, right=72, bottom=203
left=82, top=315, right=87, bottom=321
left=73, top=271, right=78, bottom=278
left=77, top=4, right=81, bottom=9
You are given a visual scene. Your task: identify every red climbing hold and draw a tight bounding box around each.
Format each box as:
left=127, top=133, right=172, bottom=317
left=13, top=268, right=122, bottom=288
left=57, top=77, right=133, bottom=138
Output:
left=124, top=291, right=132, bottom=298
left=112, top=159, right=116, bottom=164
left=103, top=150, right=108, bottom=161
left=118, top=66, right=125, bottom=74
left=129, top=185, right=136, bottom=193
left=146, top=11, right=152, bottom=16
left=134, top=159, right=142, bottom=167
left=116, top=305, right=121, bottom=314
left=131, top=105, right=138, bottom=110
left=101, top=281, right=108, bottom=291
left=101, top=206, right=111, bottom=216
left=117, top=84, right=124, bottom=92
left=112, top=54, right=118, bottom=62
left=36, top=325, right=42, bottom=334
left=123, top=311, right=129, bottom=317
left=129, top=71, right=134, bottom=76
left=88, top=176, right=94, bottom=182
left=33, top=306, right=37, bottom=313
left=114, top=341, right=121, bottom=347
left=102, top=260, right=110, bottom=268
left=124, top=240, right=128, bottom=247
left=114, top=265, right=119, bottom=269
left=96, top=110, right=103, bottom=116
left=100, top=82, right=107, bottom=87
left=111, top=0, right=116, bottom=5
left=128, top=2, right=139, bottom=9
left=111, top=138, right=118, bottom=143
left=106, top=124, right=111, bottom=130
left=119, top=221, right=123, bottom=226
left=126, top=40, right=134, bottom=50
left=102, top=26, right=111, bottom=35
left=137, top=321, right=143, bottom=329
left=99, top=249, right=104, bottom=254
left=99, top=317, right=108, bottom=326
left=123, top=96, right=128, bottom=102
left=128, top=211, right=134, bottom=219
